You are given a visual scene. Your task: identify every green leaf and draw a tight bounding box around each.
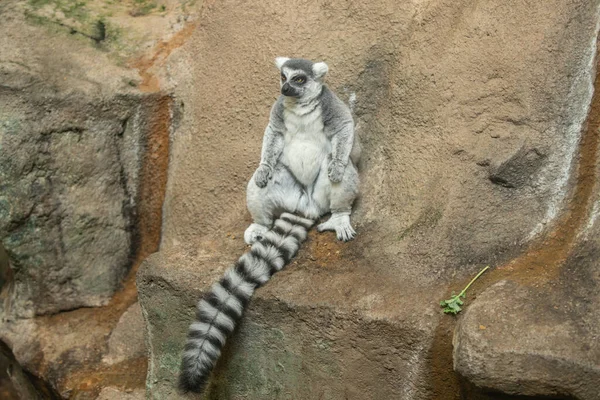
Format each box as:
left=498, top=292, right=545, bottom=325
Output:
left=439, top=266, right=490, bottom=315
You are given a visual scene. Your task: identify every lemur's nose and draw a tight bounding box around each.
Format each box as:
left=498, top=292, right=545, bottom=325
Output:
left=281, top=83, right=291, bottom=95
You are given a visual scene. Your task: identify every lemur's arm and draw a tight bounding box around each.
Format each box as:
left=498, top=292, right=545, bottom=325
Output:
left=322, top=87, right=354, bottom=183
left=254, top=98, right=285, bottom=188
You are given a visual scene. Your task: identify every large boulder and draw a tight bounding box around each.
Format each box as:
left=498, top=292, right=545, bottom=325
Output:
left=158, top=0, right=598, bottom=264
left=137, top=234, right=441, bottom=399
left=0, top=2, right=173, bottom=397
left=137, top=0, right=600, bottom=398
left=0, top=88, right=140, bottom=317
left=0, top=1, right=172, bottom=318
left=453, top=123, right=600, bottom=398
left=452, top=2, right=600, bottom=394
left=454, top=275, right=600, bottom=399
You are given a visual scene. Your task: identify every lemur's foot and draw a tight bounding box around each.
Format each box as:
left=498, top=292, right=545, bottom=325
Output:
left=244, top=223, right=269, bottom=245
left=317, top=212, right=356, bottom=241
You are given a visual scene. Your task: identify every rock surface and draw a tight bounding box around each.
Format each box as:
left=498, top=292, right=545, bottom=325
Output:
left=103, top=302, right=147, bottom=366
left=0, top=268, right=148, bottom=399
left=454, top=277, right=600, bottom=400
left=138, top=240, right=441, bottom=399
left=0, top=0, right=599, bottom=398
left=136, top=0, right=600, bottom=398
left=0, top=2, right=176, bottom=397
left=159, top=0, right=598, bottom=268
left=0, top=0, right=174, bottom=319
left=96, top=387, right=145, bottom=400
left=453, top=62, right=600, bottom=398
left=0, top=89, right=141, bottom=317
left=0, top=2, right=143, bottom=317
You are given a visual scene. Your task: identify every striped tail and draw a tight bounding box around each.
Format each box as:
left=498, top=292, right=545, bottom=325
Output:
left=178, top=212, right=314, bottom=394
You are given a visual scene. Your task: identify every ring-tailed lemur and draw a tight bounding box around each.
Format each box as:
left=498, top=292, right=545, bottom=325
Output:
left=179, top=58, right=360, bottom=394
left=245, top=57, right=360, bottom=244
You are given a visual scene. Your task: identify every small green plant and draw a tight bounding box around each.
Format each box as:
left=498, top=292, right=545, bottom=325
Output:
left=440, top=266, right=489, bottom=315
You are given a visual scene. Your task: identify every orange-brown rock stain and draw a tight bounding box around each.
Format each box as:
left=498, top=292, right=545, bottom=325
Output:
left=137, top=94, right=172, bottom=262
left=41, top=20, right=198, bottom=397
left=301, top=230, right=349, bottom=269
left=63, top=98, right=172, bottom=397
left=428, top=316, right=462, bottom=400
left=130, top=22, right=198, bottom=93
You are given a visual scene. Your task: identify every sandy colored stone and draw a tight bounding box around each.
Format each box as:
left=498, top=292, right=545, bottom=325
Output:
left=0, top=0, right=599, bottom=398
left=454, top=175, right=600, bottom=400
left=160, top=0, right=598, bottom=274
left=103, top=302, right=146, bottom=365
left=454, top=275, right=600, bottom=399
left=138, top=243, right=440, bottom=399
left=96, top=387, right=145, bottom=400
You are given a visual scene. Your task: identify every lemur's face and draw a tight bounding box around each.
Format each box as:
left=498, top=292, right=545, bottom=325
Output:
left=280, top=68, right=314, bottom=98
left=275, top=57, right=328, bottom=100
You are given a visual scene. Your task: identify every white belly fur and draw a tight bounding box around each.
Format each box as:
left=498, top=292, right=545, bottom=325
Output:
left=281, top=106, right=329, bottom=187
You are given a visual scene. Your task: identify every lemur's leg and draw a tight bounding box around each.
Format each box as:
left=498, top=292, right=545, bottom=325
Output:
left=245, top=164, right=304, bottom=244
left=317, top=162, right=359, bottom=241
left=306, top=158, right=332, bottom=219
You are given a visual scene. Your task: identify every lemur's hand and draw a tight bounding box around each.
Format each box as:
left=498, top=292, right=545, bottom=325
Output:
left=328, top=160, right=345, bottom=183
left=254, top=164, right=273, bottom=188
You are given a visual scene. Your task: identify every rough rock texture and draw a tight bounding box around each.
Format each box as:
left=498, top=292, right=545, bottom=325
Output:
left=103, top=302, right=147, bottom=366
left=0, top=339, right=56, bottom=400
left=454, top=278, right=600, bottom=400
left=0, top=0, right=598, bottom=398
left=0, top=3, right=143, bottom=317
left=453, top=44, right=600, bottom=398
left=138, top=241, right=439, bottom=399
left=0, top=2, right=177, bottom=398
left=136, top=0, right=600, bottom=398
left=0, top=89, right=141, bottom=317
left=159, top=0, right=598, bottom=266
left=0, top=0, right=175, bottom=319
left=96, top=387, right=145, bottom=400
left=0, top=267, right=148, bottom=399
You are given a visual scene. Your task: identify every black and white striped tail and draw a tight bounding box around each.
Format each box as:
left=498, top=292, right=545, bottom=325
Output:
left=178, top=213, right=314, bottom=394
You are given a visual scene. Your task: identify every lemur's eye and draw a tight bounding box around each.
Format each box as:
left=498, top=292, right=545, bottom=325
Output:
left=281, top=74, right=287, bottom=82
left=294, top=76, right=306, bottom=84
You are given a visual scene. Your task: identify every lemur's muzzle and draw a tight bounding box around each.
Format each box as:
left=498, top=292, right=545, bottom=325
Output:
left=281, top=83, right=300, bottom=97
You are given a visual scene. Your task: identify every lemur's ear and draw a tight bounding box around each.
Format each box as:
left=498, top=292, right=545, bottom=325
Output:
left=275, top=57, right=290, bottom=70
left=313, top=62, right=329, bottom=79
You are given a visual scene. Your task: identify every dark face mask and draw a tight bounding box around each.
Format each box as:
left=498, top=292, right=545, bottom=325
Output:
left=281, top=82, right=302, bottom=97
